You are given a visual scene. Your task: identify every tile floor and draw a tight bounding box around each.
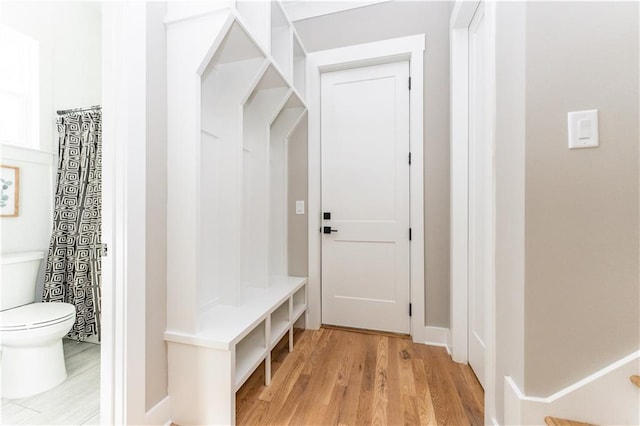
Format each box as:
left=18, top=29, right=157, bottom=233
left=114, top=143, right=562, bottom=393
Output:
left=1, top=339, right=100, bottom=425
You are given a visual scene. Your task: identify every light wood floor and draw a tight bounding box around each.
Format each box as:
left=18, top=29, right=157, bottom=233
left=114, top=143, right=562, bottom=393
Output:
left=1, top=339, right=100, bottom=425
left=236, top=327, right=484, bottom=426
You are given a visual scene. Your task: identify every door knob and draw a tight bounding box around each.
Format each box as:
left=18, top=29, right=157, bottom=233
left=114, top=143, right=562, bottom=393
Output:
left=323, top=226, right=338, bottom=234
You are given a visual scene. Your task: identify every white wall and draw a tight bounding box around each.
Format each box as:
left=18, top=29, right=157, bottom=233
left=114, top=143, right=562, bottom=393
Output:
left=0, top=147, right=54, bottom=253
left=0, top=1, right=101, bottom=260
left=1, top=1, right=101, bottom=154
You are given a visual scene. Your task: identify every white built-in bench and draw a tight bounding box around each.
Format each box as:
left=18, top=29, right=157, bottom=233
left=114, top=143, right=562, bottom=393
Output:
left=164, top=277, right=307, bottom=424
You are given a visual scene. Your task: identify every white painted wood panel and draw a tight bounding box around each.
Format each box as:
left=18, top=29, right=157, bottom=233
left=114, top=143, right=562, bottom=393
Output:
left=468, top=2, right=489, bottom=388
left=321, top=61, right=410, bottom=334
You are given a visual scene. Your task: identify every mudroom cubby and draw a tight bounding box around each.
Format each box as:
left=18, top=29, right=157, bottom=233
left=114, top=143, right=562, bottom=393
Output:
left=270, top=1, right=293, bottom=82
left=165, top=2, right=308, bottom=425
left=293, top=34, right=306, bottom=99
left=270, top=302, right=290, bottom=348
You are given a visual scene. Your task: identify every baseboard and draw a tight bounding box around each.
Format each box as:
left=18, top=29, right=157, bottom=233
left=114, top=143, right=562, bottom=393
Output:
left=144, top=395, right=171, bottom=426
left=417, top=326, right=451, bottom=353
left=504, top=351, right=640, bottom=425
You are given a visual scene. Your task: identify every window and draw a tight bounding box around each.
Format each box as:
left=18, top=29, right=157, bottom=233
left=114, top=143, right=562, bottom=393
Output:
left=0, top=25, right=39, bottom=149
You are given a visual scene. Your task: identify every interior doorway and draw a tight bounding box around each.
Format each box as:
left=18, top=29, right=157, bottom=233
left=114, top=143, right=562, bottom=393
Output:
left=0, top=2, right=103, bottom=424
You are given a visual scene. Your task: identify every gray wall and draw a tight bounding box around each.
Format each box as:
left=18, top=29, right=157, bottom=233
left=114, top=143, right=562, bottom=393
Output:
left=293, top=1, right=452, bottom=327
left=145, top=1, right=169, bottom=410
left=523, top=1, right=639, bottom=395
left=494, top=2, right=639, bottom=421
left=288, top=114, right=309, bottom=277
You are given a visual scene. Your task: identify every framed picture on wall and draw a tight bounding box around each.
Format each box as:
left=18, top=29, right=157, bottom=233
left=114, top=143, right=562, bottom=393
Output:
left=1, top=165, right=20, bottom=217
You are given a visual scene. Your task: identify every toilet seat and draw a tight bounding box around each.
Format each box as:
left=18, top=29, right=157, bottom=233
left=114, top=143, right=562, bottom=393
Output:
left=0, top=302, right=75, bottom=331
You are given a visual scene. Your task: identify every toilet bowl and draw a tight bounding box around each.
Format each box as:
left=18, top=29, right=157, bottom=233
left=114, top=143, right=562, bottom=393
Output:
left=0, top=252, right=76, bottom=399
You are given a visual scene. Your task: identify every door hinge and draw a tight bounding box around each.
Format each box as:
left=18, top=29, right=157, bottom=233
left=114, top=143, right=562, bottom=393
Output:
left=408, top=76, right=412, bottom=90
left=408, top=152, right=412, bottom=165
left=409, top=228, right=412, bottom=241
left=409, top=303, right=412, bottom=317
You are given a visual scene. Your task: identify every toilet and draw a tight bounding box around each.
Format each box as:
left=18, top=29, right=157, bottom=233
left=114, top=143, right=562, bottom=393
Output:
left=0, top=251, right=76, bottom=399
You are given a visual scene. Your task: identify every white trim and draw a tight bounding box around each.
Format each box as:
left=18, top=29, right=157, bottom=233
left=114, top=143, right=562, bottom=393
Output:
left=307, top=34, right=426, bottom=343
left=101, top=3, right=122, bottom=424
left=163, top=3, right=233, bottom=25
left=102, top=2, right=149, bottom=424
left=504, top=351, right=640, bottom=425
left=485, top=2, right=497, bottom=426
left=511, top=351, right=640, bottom=404
left=0, top=144, right=54, bottom=164
left=143, top=396, right=172, bottom=426
left=451, top=1, right=497, bottom=425
left=283, top=0, right=390, bottom=22
left=422, top=326, right=452, bottom=353
left=450, top=0, right=478, bottom=367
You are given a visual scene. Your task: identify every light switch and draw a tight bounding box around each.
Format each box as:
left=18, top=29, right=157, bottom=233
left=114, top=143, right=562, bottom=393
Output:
left=295, top=200, right=305, bottom=215
left=577, top=119, right=591, bottom=139
left=568, top=110, right=598, bottom=149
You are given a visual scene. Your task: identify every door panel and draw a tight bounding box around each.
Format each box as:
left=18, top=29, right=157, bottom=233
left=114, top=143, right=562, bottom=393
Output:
left=321, top=61, right=410, bottom=334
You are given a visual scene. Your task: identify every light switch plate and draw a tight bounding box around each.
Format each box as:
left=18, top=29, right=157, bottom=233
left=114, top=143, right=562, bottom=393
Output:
left=568, top=110, right=598, bottom=149
left=295, top=200, right=304, bottom=215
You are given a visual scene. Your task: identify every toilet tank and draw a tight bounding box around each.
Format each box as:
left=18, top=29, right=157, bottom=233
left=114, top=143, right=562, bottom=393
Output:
left=1, top=251, right=45, bottom=311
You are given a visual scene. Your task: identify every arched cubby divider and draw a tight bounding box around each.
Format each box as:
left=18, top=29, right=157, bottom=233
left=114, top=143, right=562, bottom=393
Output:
left=165, top=4, right=308, bottom=424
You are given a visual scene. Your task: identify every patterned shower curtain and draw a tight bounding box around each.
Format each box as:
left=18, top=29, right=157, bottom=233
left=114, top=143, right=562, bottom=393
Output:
left=44, top=109, right=102, bottom=341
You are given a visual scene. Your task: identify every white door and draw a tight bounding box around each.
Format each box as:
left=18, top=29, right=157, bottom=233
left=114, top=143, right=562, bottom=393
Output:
left=320, top=61, right=410, bottom=334
left=468, top=2, right=490, bottom=388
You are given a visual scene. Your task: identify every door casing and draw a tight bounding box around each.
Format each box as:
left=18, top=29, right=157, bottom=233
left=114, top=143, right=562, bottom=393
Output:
left=451, top=0, right=497, bottom=423
left=307, top=34, right=432, bottom=344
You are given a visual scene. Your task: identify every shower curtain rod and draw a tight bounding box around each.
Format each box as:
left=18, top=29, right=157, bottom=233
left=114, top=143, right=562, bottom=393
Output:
left=56, top=105, right=102, bottom=115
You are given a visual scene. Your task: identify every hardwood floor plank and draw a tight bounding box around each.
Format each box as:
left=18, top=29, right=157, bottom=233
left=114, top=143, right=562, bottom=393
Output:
left=336, top=330, right=358, bottom=387
left=335, top=332, right=366, bottom=426
left=398, top=337, right=417, bottom=396
left=355, top=333, right=378, bottom=426
left=371, top=336, right=389, bottom=426
left=315, top=330, right=347, bottom=406
left=270, top=373, right=311, bottom=425
left=413, top=358, right=438, bottom=425
left=322, top=384, right=347, bottom=425
left=421, top=345, right=448, bottom=425
left=449, top=360, right=484, bottom=425
left=545, top=416, right=597, bottom=426
left=296, top=331, right=351, bottom=424
left=431, top=345, right=469, bottom=425
left=236, top=328, right=484, bottom=426
left=258, top=331, right=313, bottom=403
left=402, top=394, right=422, bottom=426
left=301, top=328, right=331, bottom=375
left=386, top=337, right=404, bottom=424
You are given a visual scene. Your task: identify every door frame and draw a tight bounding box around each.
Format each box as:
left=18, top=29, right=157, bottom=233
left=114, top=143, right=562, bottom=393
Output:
left=307, top=34, right=431, bottom=344
left=450, top=0, right=497, bottom=424
left=102, top=2, right=171, bottom=424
